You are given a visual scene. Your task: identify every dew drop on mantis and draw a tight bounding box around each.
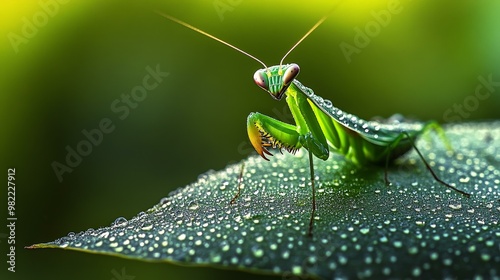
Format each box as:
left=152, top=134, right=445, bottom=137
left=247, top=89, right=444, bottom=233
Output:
left=156, top=9, right=470, bottom=237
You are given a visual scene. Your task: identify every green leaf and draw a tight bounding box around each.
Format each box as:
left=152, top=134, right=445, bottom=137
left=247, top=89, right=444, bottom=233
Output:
left=28, top=122, right=500, bottom=279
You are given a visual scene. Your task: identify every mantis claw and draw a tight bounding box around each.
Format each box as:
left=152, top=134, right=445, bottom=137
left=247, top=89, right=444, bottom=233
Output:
left=248, top=119, right=274, bottom=160
left=261, top=147, right=273, bottom=161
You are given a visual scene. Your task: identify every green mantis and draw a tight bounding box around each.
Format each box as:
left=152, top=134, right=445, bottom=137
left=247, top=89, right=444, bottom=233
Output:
left=157, top=11, right=470, bottom=237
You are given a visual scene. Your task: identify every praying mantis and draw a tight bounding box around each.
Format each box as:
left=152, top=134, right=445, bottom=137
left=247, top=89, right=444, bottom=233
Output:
left=156, top=9, right=470, bottom=237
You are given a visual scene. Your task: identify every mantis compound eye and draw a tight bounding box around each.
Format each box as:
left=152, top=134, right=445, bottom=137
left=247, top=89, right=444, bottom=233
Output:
left=282, top=64, right=300, bottom=87
left=253, top=70, right=268, bottom=90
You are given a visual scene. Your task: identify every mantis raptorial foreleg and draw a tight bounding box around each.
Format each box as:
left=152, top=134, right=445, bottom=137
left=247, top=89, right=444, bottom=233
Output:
left=247, top=93, right=331, bottom=236
left=247, top=112, right=302, bottom=159
left=247, top=112, right=321, bottom=236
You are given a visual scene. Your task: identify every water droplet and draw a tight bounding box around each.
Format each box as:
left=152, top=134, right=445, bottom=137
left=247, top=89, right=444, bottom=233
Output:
left=188, top=201, right=199, bottom=211
left=292, top=265, right=302, bottom=275
left=221, top=241, right=230, bottom=252
left=481, top=253, right=491, bottom=261
left=113, top=217, right=128, bottom=227
left=98, top=231, right=109, bottom=239
left=459, top=176, right=470, bottom=183
left=252, top=246, right=264, bottom=258
left=468, top=245, right=476, bottom=252
left=360, top=228, right=370, bottom=234
left=135, top=211, right=147, bottom=219
left=160, top=197, right=170, bottom=205
left=412, top=267, right=421, bottom=277
left=382, top=267, right=391, bottom=276
left=449, top=203, right=462, bottom=210
left=141, top=222, right=153, bottom=231
left=232, top=214, right=242, bottom=223
left=177, top=233, right=187, bottom=241
left=408, top=246, right=419, bottom=255
left=339, top=255, right=348, bottom=265
left=282, top=250, right=290, bottom=259
left=220, top=180, right=231, bottom=191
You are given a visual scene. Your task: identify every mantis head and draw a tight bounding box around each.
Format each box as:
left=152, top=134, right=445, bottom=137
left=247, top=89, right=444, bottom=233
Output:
left=253, top=64, right=300, bottom=100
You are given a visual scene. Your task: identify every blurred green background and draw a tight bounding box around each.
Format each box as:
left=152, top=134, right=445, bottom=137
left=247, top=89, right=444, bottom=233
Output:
left=1, top=0, right=499, bottom=279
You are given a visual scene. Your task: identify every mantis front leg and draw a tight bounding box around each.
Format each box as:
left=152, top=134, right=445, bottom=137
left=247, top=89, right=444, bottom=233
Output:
left=247, top=92, right=330, bottom=161
left=246, top=112, right=322, bottom=236
left=246, top=93, right=331, bottom=236
left=247, top=112, right=302, bottom=159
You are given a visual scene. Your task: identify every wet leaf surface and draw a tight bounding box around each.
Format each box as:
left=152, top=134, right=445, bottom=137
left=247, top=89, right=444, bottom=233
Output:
left=29, top=122, right=500, bottom=279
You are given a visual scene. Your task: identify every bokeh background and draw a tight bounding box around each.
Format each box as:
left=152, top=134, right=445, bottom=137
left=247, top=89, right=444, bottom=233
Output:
left=1, top=0, right=499, bottom=279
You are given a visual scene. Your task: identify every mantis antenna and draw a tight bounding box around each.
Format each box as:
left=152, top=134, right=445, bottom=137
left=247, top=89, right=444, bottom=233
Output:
left=279, top=14, right=329, bottom=67
left=155, top=11, right=268, bottom=69
left=157, top=1, right=342, bottom=69
left=279, top=1, right=343, bottom=67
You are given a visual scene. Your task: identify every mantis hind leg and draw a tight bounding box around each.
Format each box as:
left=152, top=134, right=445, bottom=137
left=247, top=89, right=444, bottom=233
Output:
left=384, top=123, right=470, bottom=197
left=421, top=121, right=453, bottom=152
